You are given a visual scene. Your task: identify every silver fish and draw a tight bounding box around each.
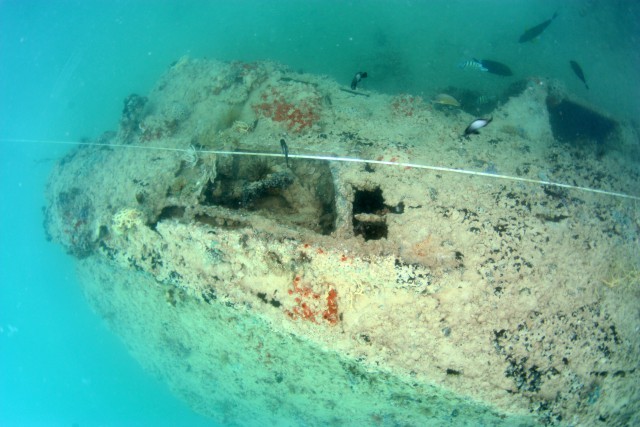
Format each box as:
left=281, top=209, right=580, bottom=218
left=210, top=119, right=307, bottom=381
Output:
left=465, top=117, right=493, bottom=135
left=458, top=58, right=488, bottom=72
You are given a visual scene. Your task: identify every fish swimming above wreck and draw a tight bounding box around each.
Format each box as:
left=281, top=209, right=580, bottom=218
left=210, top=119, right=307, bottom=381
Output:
left=459, top=59, right=512, bottom=76
left=476, top=94, right=497, bottom=106
left=569, top=60, right=589, bottom=90
left=350, top=71, right=368, bottom=90
left=477, top=59, right=513, bottom=76
left=465, top=117, right=493, bottom=135
left=431, top=93, right=460, bottom=107
left=458, top=59, right=487, bottom=72
left=518, top=11, right=558, bottom=43
left=280, top=138, right=290, bottom=167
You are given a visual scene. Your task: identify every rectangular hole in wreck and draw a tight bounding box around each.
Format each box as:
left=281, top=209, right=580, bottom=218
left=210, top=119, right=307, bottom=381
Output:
left=352, top=187, right=405, bottom=241
left=352, top=187, right=389, bottom=241
left=200, top=154, right=336, bottom=235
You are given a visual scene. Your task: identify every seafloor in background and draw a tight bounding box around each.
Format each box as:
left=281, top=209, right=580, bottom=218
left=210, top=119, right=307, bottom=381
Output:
left=43, top=59, right=639, bottom=426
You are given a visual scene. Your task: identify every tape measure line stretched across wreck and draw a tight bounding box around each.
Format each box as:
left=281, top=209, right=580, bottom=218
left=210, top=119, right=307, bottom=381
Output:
left=44, top=58, right=639, bottom=426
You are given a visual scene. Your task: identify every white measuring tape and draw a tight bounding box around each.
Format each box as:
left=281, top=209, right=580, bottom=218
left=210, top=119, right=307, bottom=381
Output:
left=4, top=138, right=639, bottom=201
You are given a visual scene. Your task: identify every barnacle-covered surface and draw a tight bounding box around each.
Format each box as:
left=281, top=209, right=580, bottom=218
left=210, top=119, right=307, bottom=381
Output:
left=44, top=58, right=639, bottom=426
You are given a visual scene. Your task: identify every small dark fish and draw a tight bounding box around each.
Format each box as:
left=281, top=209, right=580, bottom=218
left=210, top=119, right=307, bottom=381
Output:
left=280, top=138, right=289, bottom=167
left=518, top=12, right=558, bottom=43
left=350, top=71, right=368, bottom=90
left=569, top=60, right=589, bottom=89
left=479, top=59, right=513, bottom=76
left=465, top=117, right=493, bottom=135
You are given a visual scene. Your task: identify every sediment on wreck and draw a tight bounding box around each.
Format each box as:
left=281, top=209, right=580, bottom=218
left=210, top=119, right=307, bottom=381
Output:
left=44, top=58, right=640, bottom=426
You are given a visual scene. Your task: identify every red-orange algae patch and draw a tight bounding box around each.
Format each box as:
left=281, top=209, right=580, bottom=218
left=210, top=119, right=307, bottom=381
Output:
left=323, top=289, right=339, bottom=325
left=285, top=277, right=339, bottom=325
left=253, top=84, right=321, bottom=133
left=390, top=94, right=424, bottom=118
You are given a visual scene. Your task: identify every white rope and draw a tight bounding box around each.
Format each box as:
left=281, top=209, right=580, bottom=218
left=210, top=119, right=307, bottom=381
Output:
left=4, top=138, right=639, bottom=201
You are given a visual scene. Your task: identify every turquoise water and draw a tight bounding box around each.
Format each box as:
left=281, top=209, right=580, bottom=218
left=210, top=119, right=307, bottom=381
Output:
left=1, top=1, right=639, bottom=426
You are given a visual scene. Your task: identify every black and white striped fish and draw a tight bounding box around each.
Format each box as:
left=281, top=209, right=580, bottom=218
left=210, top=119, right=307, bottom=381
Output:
left=458, top=58, right=488, bottom=72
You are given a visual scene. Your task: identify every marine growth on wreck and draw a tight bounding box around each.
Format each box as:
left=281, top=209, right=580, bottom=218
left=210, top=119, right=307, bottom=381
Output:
left=43, top=58, right=639, bottom=426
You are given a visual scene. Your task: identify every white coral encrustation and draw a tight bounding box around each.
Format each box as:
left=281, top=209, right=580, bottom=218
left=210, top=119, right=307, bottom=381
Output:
left=232, top=120, right=250, bottom=134
left=112, top=208, right=146, bottom=235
